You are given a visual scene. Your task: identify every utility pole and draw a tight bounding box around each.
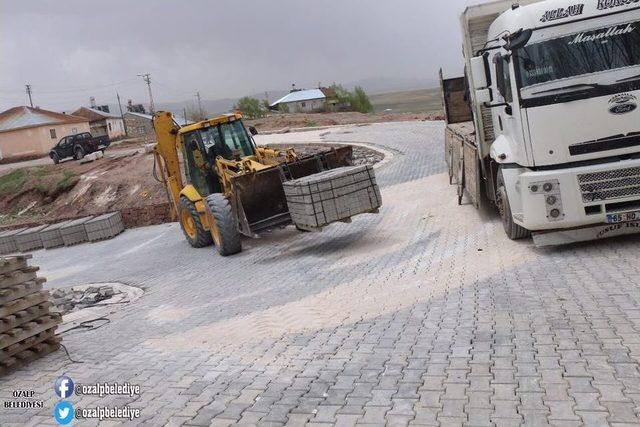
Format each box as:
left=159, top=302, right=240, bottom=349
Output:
left=117, top=92, right=128, bottom=136
left=138, top=73, right=155, bottom=113
left=25, top=84, right=33, bottom=107
left=183, top=107, right=188, bottom=126
left=195, top=91, right=203, bottom=118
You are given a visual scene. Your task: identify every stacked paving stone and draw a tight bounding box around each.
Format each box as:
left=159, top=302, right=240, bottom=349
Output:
left=15, top=225, right=48, bottom=252
left=284, top=165, right=382, bottom=230
left=85, top=212, right=125, bottom=242
left=40, top=220, right=73, bottom=249
left=0, top=212, right=125, bottom=255
left=0, top=255, right=61, bottom=376
left=0, top=228, right=27, bottom=255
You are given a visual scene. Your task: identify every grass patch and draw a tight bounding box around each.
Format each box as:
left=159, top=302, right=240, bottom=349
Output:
left=0, top=169, right=27, bottom=196
left=304, top=119, right=318, bottom=127
left=56, top=170, right=78, bottom=192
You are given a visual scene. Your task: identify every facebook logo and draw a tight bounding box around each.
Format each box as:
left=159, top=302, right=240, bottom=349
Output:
left=54, top=376, right=74, bottom=398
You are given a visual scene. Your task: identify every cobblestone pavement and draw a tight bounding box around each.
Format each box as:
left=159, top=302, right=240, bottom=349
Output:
left=2, top=121, right=640, bottom=426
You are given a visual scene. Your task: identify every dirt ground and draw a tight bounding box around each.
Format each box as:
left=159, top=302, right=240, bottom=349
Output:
left=0, top=141, right=383, bottom=229
left=0, top=151, right=167, bottom=228
left=246, top=111, right=443, bottom=132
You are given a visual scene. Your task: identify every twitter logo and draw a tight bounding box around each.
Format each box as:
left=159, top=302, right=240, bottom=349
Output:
left=54, top=401, right=74, bottom=425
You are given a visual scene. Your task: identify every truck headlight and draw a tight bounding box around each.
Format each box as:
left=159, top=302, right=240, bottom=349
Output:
left=529, top=179, right=564, bottom=222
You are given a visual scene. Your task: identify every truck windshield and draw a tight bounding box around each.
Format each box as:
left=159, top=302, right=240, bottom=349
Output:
left=199, top=120, right=254, bottom=160
left=517, top=20, right=640, bottom=88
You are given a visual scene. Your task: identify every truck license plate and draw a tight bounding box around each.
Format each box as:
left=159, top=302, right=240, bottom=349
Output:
left=607, top=210, right=640, bottom=224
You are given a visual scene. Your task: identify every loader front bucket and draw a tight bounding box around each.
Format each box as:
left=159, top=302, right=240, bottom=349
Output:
left=230, top=146, right=353, bottom=236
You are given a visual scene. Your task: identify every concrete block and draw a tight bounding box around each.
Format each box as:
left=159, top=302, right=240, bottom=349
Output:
left=60, top=217, right=93, bottom=246
left=284, top=165, right=382, bottom=229
left=40, top=220, right=73, bottom=249
left=15, top=225, right=48, bottom=252
left=0, top=228, right=28, bottom=255
left=84, top=212, right=124, bottom=242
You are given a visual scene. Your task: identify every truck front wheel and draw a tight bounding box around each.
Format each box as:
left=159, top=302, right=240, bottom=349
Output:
left=178, top=197, right=213, bottom=248
left=496, top=169, right=530, bottom=240
left=204, top=194, right=242, bottom=256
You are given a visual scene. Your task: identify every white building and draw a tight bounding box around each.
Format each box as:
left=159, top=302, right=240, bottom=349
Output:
left=270, top=88, right=337, bottom=113
left=71, top=107, right=126, bottom=140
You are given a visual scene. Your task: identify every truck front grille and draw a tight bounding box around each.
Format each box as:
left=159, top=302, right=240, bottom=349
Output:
left=578, top=166, right=640, bottom=202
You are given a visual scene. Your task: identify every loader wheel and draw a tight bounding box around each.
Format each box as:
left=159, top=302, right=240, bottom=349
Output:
left=496, top=169, right=530, bottom=240
left=204, top=194, right=242, bottom=256
left=178, top=197, right=213, bottom=248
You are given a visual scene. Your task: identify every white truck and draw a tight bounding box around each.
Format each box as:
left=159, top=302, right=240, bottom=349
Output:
left=441, top=0, right=640, bottom=245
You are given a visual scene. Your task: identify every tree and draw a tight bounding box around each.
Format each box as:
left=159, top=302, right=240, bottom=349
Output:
left=261, top=99, right=271, bottom=112
left=350, top=86, right=373, bottom=113
left=330, top=84, right=352, bottom=107
left=234, top=96, right=265, bottom=119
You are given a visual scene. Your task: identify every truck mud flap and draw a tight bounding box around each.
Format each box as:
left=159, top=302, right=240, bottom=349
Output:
left=230, top=146, right=353, bottom=236
left=532, top=221, right=640, bottom=247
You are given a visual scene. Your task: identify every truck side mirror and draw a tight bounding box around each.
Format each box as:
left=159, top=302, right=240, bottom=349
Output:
left=476, top=88, right=492, bottom=104
left=470, top=54, right=490, bottom=89
left=248, top=126, right=258, bottom=136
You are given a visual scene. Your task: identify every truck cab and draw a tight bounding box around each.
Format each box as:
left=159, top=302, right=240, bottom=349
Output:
left=447, top=0, right=640, bottom=244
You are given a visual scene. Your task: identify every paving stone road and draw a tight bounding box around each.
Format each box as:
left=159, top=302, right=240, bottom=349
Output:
left=2, top=121, right=640, bottom=426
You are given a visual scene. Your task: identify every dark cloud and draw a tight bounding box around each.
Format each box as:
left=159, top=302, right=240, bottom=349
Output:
left=0, top=0, right=485, bottom=111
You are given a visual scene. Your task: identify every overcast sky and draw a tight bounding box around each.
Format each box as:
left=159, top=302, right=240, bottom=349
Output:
left=1, top=0, right=486, bottom=112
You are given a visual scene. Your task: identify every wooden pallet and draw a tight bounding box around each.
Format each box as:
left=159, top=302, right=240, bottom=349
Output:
left=0, top=267, right=41, bottom=290
left=0, top=279, right=45, bottom=305
left=0, top=327, right=57, bottom=361
left=0, top=314, right=61, bottom=350
left=0, top=255, right=32, bottom=275
left=0, top=291, right=50, bottom=319
left=0, top=337, right=61, bottom=376
left=0, top=302, right=53, bottom=334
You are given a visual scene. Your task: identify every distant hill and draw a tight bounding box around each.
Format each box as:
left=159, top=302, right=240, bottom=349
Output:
left=370, top=88, right=442, bottom=114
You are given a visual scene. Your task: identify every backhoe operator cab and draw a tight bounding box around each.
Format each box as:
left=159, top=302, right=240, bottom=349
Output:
left=152, top=111, right=353, bottom=256
left=181, top=115, right=255, bottom=197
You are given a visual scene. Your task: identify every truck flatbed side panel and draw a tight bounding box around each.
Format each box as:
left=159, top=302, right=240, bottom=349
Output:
left=439, top=71, right=472, bottom=125
left=445, top=122, right=481, bottom=208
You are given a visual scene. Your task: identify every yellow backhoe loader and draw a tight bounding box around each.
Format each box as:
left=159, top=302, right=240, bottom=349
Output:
left=152, top=111, right=352, bottom=256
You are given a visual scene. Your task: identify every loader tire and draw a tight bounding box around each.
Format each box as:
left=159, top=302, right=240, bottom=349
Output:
left=178, top=197, right=213, bottom=248
left=205, top=193, right=242, bottom=256
left=496, top=169, right=530, bottom=240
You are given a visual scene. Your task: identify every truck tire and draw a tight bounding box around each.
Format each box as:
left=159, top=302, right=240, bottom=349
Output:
left=496, top=169, right=530, bottom=240
left=178, top=197, right=213, bottom=248
left=51, top=153, right=60, bottom=164
left=74, top=146, right=85, bottom=160
left=204, top=194, right=242, bottom=256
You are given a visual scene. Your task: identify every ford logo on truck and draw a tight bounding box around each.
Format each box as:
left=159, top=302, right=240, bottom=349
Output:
left=609, top=93, right=637, bottom=115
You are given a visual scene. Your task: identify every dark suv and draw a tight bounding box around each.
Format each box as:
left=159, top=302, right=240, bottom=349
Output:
left=49, top=132, right=110, bottom=164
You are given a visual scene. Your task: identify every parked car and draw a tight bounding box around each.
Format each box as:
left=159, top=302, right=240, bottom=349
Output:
left=49, top=132, right=110, bottom=164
